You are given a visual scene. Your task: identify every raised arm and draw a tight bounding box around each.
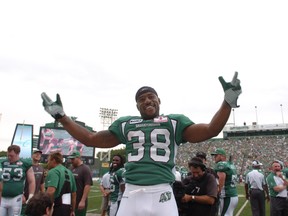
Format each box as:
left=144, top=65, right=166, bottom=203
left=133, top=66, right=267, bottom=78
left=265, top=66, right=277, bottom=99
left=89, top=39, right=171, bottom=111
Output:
left=183, top=72, right=242, bottom=143
left=41, top=93, right=120, bottom=148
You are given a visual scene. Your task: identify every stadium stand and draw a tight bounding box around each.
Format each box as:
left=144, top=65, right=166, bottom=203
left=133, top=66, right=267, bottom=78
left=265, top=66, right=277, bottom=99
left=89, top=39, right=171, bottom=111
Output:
left=176, top=123, right=288, bottom=179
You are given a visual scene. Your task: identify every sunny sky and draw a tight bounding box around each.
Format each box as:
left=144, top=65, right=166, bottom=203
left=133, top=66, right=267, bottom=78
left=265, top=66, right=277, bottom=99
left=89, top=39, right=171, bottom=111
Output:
left=1, top=1, right=288, bottom=152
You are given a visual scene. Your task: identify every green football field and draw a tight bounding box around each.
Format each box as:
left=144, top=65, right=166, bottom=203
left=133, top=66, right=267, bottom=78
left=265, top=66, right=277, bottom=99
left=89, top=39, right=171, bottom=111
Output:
left=87, top=180, right=103, bottom=214
left=86, top=181, right=270, bottom=215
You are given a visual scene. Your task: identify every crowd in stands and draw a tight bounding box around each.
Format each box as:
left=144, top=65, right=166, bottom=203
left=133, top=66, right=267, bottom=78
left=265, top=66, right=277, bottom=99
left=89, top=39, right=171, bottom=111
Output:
left=176, top=135, right=288, bottom=177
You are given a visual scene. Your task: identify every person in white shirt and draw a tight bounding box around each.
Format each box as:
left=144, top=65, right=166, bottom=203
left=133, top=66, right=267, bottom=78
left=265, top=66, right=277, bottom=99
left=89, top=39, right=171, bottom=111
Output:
left=245, top=160, right=269, bottom=216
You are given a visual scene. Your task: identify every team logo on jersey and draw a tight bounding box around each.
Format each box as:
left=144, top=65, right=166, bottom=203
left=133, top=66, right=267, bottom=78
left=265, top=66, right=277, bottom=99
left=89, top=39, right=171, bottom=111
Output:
left=129, top=119, right=143, bottom=124
left=159, top=191, right=172, bottom=203
left=154, top=116, right=168, bottom=123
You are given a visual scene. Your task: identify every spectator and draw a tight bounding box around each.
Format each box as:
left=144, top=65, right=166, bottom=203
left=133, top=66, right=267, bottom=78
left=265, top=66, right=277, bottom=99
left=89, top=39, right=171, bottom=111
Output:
left=25, top=192, right=53, bottom=216
left=68, top=151, right=93, bottom=216
left=266, top=160, right=288, bottom=216
left=45, top=152, right=77, bottom=216
left=181, top=157, right=218, bottom=216
left=0, top=145, right=35, bottom=216
left=211, top=148, right=238, bottom=216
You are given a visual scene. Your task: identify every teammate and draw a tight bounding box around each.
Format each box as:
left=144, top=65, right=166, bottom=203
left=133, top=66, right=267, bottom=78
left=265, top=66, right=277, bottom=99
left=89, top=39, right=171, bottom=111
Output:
left=22, top=148, right=45, bottom=215
left=109, top=155, right=125, bottom=216
left=0, top=145, right=35, bottom=216
left=68, top=151, right=93, bottom=216
left=46, top=152, right=77, bottom=216
left=41, top=72, right=242, bottom=216
left=211, top=148, right=238, bottom=216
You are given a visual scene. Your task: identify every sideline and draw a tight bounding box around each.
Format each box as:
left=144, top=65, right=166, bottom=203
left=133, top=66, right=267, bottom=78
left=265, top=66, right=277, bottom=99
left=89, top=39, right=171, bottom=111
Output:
left=235, top=200, right=249, bottom=216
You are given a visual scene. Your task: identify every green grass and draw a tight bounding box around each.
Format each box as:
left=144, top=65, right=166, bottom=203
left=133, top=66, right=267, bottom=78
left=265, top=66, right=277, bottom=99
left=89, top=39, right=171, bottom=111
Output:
left=87, top=180, right=103, bottom=214
left=86, top=182, right=270, bottom=215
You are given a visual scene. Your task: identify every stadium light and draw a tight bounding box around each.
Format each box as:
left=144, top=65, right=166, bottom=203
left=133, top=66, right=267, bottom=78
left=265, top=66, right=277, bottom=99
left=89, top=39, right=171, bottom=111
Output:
left=99, top=108, right=118, bottom=130
left=255, top=106, right=258, bottom=125
left=280, top=104, right=284, bottom=124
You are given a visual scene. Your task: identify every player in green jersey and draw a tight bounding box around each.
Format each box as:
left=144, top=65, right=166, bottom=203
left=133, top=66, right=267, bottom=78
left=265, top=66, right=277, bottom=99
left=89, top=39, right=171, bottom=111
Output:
left=109, top=155, right=125, bottom=216
left=211, top=148, right=238, bottom=216
left=41, top=72, right=242, bottom=216
left=0, top=145, right=35, bottom=216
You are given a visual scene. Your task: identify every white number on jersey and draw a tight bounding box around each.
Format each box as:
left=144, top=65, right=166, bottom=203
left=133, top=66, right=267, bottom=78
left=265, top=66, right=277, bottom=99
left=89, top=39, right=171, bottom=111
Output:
left=127, top=129, right=171, bottom=162
left=2, top=167, right=24, bottom=181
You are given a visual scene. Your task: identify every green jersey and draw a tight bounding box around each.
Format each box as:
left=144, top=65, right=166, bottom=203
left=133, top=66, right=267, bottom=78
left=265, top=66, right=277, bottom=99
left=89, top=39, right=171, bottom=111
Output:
left=266, top=172, right=287, bottom=197
left=45, top=164, right=77, bottom=199
left=1, top=158, right=32, bottom=197
left=109, top=114, right=194, bottom=185
left=110, top=168, right=125, bottom=202
left=214, top=161, right=238, bottom=197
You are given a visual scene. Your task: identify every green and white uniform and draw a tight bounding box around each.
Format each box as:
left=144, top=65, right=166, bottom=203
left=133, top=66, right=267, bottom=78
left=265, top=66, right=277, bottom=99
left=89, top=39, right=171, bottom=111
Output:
left=215, top=161, right=238, bottom=216
left=0, top=158, right=32, bottom=216
left=109, top=114, right=194, bottom=216
left=110, top=168, right=125, bottom=203
left=109, top=168, right=125, bottom=216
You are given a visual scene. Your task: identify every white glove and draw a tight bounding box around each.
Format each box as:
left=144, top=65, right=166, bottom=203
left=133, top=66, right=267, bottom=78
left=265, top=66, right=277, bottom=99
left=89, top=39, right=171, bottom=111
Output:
left=41, top=92, right=66, bottom=120
left=26, top=194, right=34, bottom=204
left=218, top=72, right=242, bottom=108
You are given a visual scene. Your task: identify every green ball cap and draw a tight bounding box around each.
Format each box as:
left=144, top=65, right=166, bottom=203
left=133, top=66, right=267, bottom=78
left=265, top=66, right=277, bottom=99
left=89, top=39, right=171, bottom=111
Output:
left=211, top=148, right=226, bottom=156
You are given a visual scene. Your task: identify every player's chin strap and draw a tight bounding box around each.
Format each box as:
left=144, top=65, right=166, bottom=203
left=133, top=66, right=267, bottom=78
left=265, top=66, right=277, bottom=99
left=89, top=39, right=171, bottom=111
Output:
left=218, top=71, right=242, bottom=108
left=41, top=92, right=66, bottom=120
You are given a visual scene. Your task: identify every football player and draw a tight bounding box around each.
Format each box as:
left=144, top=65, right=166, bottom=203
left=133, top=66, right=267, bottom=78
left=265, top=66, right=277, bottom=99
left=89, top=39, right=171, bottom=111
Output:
left=41, top=72, right=242, bottom=216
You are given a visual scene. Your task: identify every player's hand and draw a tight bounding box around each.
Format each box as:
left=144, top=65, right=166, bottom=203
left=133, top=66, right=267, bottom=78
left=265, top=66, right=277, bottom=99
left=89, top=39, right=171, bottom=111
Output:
left=41, top=92, right=66, bottom=120
left=218, top=71, right=242, bottom=108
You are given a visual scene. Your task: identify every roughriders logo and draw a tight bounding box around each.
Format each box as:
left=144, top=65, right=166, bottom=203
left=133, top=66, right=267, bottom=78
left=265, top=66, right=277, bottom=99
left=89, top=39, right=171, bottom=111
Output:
left=159, top=191, right=172, bottom=203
